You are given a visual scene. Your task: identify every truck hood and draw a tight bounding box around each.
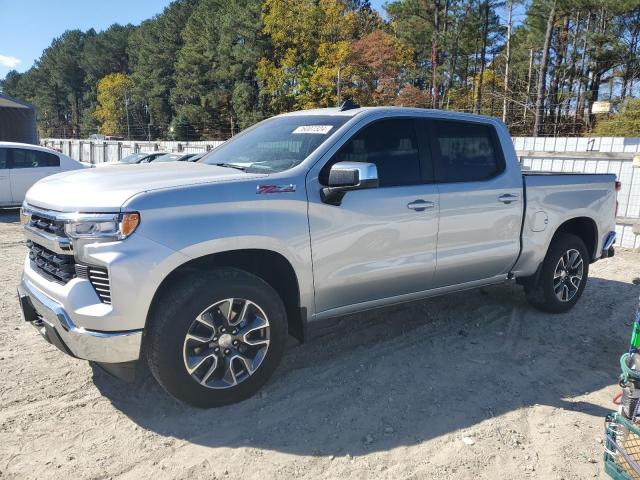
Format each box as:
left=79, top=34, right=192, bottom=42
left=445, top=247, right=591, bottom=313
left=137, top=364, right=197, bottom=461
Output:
left=25, top=162, right=265, bottom=212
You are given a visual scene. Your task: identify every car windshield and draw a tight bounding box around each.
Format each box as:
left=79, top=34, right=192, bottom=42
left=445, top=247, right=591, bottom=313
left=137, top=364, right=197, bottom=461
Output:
left=200, top=115, right=350, bottom=173
left=152, top=154, right=184, bottom=163
left=120, top=153, right=148, bottom=164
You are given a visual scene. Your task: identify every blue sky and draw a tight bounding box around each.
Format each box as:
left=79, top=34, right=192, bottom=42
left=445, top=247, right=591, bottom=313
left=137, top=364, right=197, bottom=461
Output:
left=0, top=0, right=392, bottom=79
left=0, top=0, right=174, bottom=77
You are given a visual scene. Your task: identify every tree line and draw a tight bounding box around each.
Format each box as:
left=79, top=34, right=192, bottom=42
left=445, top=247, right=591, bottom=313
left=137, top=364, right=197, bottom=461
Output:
left=1, top=0, right=639, bottom=140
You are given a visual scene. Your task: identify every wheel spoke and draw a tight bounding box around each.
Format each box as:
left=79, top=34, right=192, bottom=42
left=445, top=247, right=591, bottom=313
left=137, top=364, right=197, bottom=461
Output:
left=186, top=352, right=216, bottom=374
left=229, top=299, right=251, bottom=327
left=195, top=311, right=217, bottom=331
left=199, top=356, right=219, bottom=385
left=231, top=353, right=255, bottom=375
left=554, top=279, right=563, bottom=292
left=569, top=275, right=581, bottom=289
left=185, top=332, right=212, bottom=344
left=558, top=256, right=566, bottom=270
left=242, top=316, right=270, bottom=346
left=220, top=298, right=234, bottom=322
left=221, top=357, right=238, bottom=386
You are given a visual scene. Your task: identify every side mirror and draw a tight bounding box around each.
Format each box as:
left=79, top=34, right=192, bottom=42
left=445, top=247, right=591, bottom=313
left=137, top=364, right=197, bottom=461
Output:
left=320, top=161, right=379, bottom=206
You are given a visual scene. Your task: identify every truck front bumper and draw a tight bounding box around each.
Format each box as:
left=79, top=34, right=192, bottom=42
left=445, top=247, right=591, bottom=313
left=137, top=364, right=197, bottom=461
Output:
left=17, top=277, right=143, bottom=363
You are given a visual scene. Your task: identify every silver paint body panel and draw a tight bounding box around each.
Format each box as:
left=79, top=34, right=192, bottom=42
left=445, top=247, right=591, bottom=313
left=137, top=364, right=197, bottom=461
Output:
left=20, top=108, right=616, bottom=359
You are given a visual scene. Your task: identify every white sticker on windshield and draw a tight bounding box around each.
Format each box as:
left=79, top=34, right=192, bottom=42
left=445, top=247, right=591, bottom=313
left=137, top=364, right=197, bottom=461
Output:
left=292, top=125, right=333, bottom=134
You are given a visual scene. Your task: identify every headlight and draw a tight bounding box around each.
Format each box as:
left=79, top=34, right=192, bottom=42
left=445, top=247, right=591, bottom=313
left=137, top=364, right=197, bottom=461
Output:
left=19, top=206, right=31, bottom=225
left=64, top=212, right=140, bottom=240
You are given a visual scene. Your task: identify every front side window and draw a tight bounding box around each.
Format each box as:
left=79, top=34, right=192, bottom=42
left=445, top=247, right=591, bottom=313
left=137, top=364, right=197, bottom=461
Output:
left=10, top=149, right=60, bottom=169
left=201, top=115, right=350, bottom=173
left=433, top=121, right=502, bottom=183
left=323, top=118, right=421, bottom=187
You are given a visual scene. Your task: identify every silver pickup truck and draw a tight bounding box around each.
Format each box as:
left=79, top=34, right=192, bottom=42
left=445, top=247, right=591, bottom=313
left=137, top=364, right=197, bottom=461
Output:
left=17, top=107, right=618, bottom=407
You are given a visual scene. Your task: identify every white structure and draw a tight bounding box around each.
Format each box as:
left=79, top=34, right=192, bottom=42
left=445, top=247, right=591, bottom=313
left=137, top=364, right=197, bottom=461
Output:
left=1, top=142, right=86, bottom=207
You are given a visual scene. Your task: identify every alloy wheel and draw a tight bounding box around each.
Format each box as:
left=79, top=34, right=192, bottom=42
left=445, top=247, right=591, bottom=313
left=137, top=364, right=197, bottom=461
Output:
left=553, top=248, right=584, bottom=302
left=182, top=298, right=270, bottom=389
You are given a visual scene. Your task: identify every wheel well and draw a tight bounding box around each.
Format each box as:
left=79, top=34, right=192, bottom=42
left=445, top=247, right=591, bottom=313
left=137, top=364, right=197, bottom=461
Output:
left=553, top=217, right=598, bottom=261
left=149, top=250, right=305, bottom=343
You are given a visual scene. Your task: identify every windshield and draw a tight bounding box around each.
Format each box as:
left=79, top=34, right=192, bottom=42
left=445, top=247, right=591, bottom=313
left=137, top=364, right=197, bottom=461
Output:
left=120, top=153, right=147, bottom=164
left=200, top=115, right=350, bottom=173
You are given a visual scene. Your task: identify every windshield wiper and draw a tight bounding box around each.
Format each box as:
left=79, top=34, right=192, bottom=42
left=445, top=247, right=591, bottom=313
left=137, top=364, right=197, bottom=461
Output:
left=213, top=163, right=248, bottom=171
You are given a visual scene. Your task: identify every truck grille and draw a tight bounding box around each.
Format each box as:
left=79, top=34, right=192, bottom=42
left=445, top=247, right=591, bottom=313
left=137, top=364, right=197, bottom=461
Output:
left=28, top=213, right=66, bottom=237
left=75, top=265, right=112, bottom=304
left=27, top=240, right=75, bottom=284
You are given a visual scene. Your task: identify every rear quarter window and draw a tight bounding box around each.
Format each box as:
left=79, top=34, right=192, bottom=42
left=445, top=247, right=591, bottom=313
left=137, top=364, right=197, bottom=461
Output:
left=433, top=121, right=504, bottom=183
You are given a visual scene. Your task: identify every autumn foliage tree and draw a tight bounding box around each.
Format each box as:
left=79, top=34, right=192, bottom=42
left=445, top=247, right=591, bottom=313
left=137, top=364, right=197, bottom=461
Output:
left=2, top=0, right=640, bottom=139
left=94, top=73, right=133, bottom=135
left=347, top=30, right=414, bottom=106
left=257, top=0, right=358, bottom=110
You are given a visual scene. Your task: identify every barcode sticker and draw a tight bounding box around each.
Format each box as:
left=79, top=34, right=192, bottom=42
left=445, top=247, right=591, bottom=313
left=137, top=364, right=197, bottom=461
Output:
left=292, top=125, right=333, bottom=134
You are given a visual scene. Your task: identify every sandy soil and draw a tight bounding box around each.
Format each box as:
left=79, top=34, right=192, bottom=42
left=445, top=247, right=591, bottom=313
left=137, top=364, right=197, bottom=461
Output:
left=1, top=207, right=639, bottom=480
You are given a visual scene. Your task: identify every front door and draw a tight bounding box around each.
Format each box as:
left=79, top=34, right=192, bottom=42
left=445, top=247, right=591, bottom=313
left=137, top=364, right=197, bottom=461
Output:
left=307, top=117, right=439, bottom=315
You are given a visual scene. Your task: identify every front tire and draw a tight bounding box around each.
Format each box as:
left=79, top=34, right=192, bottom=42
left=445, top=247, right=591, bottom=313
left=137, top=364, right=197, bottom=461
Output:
left=145, top=268, right=287, bottom=408
left=525, top=233, right=589, bottom=313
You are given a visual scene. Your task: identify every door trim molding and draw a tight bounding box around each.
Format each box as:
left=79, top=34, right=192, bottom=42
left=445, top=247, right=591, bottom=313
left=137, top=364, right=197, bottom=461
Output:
left=311, top=274, right=509, bottom=322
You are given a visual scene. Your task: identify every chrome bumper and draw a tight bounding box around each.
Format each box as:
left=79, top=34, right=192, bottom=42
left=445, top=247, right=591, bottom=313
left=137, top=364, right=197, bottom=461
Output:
left=602, top=231, right=617, bottom=258
left=17, top=277, right=143, bottom=363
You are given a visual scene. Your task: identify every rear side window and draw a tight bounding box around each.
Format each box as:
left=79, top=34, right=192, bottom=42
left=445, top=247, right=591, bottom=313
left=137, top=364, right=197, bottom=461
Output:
left=325, top=118, right=421, bottom=187
left=0, top=148, right=7, bottom=169
left=10, top=149, right=61, bottom=169
left=433, top=121, right=503, bottom=183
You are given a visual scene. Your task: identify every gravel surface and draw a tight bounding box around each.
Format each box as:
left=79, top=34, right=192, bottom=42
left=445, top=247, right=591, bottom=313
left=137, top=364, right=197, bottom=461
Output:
left=0, top=207, right=638, bottom=480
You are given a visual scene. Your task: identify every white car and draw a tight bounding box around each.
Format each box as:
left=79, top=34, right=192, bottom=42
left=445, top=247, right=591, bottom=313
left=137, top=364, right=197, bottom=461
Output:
left=0, top=142, right=87, bottom=207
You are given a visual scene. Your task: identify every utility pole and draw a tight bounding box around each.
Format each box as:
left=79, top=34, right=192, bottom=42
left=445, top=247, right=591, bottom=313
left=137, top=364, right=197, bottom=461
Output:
left=124, top=91, right=131, bottom=140
left=502, top=0, right=513, bottom=123
left=337, top=64, right=342, bottom=106
left=146, top=103, right=151, bottom=141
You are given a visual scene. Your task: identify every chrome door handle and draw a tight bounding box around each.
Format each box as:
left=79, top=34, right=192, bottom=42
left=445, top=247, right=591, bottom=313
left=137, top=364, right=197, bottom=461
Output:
left=498, top=194, right=519, bottom=204
left=407, top=200, right=435, bottom=212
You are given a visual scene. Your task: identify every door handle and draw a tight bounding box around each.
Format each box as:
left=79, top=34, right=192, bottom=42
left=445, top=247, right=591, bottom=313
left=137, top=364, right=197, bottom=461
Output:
left=407, top=199, right=436, bottom=212
left=498, top=194, right=519, bottom=204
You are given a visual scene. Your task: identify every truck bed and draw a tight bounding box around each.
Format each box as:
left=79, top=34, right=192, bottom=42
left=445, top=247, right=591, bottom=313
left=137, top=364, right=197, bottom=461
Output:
left=511, top=171, right=617, bottom=278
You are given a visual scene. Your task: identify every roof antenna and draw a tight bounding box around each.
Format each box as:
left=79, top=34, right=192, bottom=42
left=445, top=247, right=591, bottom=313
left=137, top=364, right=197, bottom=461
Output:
left=339, top=98, right=360, bottom=111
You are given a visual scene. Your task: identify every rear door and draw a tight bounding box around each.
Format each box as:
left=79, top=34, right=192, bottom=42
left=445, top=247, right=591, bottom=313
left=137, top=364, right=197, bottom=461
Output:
left=428, top=119, right=522, bottom=287
left=307, top=117, right=439, bottom=314
left=0, top=148, right=11, bottom=205
left=9, top=148, right=61, bottom=204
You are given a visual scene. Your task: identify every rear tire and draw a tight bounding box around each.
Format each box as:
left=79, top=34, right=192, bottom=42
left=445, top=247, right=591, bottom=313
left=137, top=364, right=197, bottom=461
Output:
left=145, top=268, right=287, bottom=408
left=525, top=233, right=589, bottom=313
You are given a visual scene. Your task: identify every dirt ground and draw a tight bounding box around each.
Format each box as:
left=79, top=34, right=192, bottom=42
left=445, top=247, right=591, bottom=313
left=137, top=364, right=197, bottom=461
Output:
left=1, top=208, right=639, bottom=480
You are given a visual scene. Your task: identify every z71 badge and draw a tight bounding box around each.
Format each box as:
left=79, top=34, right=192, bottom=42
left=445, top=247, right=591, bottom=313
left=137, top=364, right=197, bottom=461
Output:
left=256, top=184, right=297, bottom=194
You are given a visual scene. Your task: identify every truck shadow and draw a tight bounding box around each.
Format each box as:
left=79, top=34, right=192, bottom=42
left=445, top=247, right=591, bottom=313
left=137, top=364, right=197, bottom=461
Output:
left=92, top=275, right=637, bottom=457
